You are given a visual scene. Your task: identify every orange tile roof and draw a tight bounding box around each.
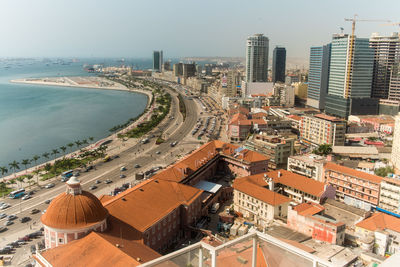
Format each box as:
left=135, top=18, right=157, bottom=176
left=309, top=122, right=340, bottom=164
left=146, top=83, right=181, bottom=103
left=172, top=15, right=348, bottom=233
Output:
left=267, top=169, right=326, bottom=197
left=103, top=179, right=203, bottom=232
left=356, top=212, right=400, bottom=233
left=233, top=175, right=291, bottom=206
left=41, top=191, right=109, bottom=230
left=229, top=113, right=248, bottom=125
left=39, top=232, right=160, bottom=267
left=293, top=203, right=324, bottom=216
left=314, top=113, right=344, bottom=122
left=99, top=195, right=113, bottom=204
left=324, top=162, right=382, bottom=184
left=287, top=115, right=302, bottom=121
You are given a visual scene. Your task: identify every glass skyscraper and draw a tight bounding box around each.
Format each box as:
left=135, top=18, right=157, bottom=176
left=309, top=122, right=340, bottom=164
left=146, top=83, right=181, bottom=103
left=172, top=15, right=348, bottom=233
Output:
left=272, top=46, right=286, bottom=83
left=325, top=34, right=375, bottom=118
left=246, top=34, right=269, bottom=82
left=307, top=44, right=331, bottom=110
left=153, top=50, right=163, bottom=72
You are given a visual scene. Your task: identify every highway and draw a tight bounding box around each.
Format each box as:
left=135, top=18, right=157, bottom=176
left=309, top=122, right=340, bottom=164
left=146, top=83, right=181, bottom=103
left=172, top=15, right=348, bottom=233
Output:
left=0, top=78, right=204, bottom=265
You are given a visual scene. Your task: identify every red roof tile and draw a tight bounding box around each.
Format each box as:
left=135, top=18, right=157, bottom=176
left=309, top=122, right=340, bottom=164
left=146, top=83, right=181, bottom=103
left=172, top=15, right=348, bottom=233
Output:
left=324, top=162, right=382, bottom=184
left=356, top=212, right=400, bottom=233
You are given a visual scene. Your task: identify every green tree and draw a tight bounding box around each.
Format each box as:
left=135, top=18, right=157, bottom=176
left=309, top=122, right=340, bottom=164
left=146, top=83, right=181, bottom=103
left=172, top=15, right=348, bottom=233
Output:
left=0, top=167, right=8, bottom=178
left=21, top=159, right=31, bottom=172
left=81, top=139, right=88, bottom=146
left=44, top=163, right=52, bottom=174
left=51, top=149, right=59, bottom=160
left=16, top=176, right=25, bottom=188
left=313, top=144, right=332, bottom=156
left=42, top=152, right=50, bottom=160
left=75, top=140, right=82, bottom=149
left=8, top=161, right=20, bottom=177
left=375, top=166, right=394, bottom=177
left=60, top=146, right=67, bottom=157
left=25, top=175, right=34, bottom=188
left=32, top=155, right=40, bottom=168
left=67, top=143, right=74, bottom=152
left=88, top=137, right=94, bottom=142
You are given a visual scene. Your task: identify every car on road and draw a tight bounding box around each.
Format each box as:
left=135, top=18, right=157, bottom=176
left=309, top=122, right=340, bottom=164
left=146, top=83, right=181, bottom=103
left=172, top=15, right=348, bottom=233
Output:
left=134, top=164, right=141, bottom=168
left=4, top=220, right=13, bottom=226
left=22, top=195, right=31, bottom=201
left=155, top=151, right=161, bottom=154
left=120, top=174, right=126, bottom=179
left=89, top=185, right=97, bottom=190
left=7, top=215, right=17, bottom=221
left=85, top=165, right=94, bottom=172
left=104, top=179, right=112, bottom=184
left=44, top=199, right=52, bottom=204
left=120, top=166, right=127, bottom=171
left=30, top=209, right=40, bottom=214
left=0, top=213, right=7, bottom=219
left=0, top=227, right=7, bottom=233
left=20, top=217, right=31, bottom=223
left=0, top=203, right=11, bottom=210
left=45, top=183, right=55, bottom=189
left=95, top=180, right=101, bottom=184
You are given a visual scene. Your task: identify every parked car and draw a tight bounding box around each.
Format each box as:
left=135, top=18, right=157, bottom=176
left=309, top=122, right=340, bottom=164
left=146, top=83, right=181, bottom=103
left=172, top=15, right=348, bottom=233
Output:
left=30, top=209, right=40, bottom=214
left=4, top=220, right=13, bottom=226
left=22, top=195, right=31, bottom=201
left=0, top=213, right=7, bottom=219
left=89, top=185, right=97, bottom=190
left=95, top=180, right=101, bottom=184
left=7, top=215, right=17, bottom=221
left=20, top=217, right=31, bottom=223
left=134, top=164, right=141, bottom=168
left=120, top=174, right=126, bottom=179
left=0, top=227, right=8, bottom=232
left=45, top=183, right=55, bottom=189
left=104, top=179, right=112, bottom=184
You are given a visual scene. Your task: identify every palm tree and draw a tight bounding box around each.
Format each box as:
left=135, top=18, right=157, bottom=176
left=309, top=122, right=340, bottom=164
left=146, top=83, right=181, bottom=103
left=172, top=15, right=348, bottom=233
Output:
left=42, top=152, right=50, bottom=160
left=0, top=167, right=8, bottom=178
left=88, top=137, right=94, bottom=142
left=81, top=139, right=88, bottom=146
left=75, top=140, right=82, bottom=149
left=16, top=176, right=25, bottom=188
left=25, top=175, right=34, bottom=188
left=60, top=146, right=67, bottom=157
left=32, top=155, right=40, bottom=168
left=51, top=149, right=59, bottom=160
left=21, top=159, right=31, bottom=173
left=67, top=143, right=74, bottom=152
left=9, top=161, right=20, bottom=177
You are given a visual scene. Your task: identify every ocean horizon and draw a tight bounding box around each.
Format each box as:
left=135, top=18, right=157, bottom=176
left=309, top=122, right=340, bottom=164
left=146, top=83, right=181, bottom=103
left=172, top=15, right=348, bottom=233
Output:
left=0, top=58, right=150, bottom=170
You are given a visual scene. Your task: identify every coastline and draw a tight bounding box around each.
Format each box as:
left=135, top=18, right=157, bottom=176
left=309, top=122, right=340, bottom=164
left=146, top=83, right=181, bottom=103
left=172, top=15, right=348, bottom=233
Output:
left=2, top=76, right=154, bottom=184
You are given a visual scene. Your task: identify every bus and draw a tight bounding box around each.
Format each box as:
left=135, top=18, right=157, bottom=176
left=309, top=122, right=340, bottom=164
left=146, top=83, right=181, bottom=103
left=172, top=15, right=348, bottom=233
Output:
left=61, top=170, right=74, bottom=181
left=9, top=189, right=25, bottom=199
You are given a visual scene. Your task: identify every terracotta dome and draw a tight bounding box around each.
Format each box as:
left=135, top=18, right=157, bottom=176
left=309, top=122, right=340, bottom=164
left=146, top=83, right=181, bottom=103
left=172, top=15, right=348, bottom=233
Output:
left=41, top=190, right=109, bottom=230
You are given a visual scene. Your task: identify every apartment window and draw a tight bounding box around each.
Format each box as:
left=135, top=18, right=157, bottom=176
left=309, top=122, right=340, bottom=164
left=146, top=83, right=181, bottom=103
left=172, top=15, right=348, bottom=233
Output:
left=58, top=238, right=63, bottom=244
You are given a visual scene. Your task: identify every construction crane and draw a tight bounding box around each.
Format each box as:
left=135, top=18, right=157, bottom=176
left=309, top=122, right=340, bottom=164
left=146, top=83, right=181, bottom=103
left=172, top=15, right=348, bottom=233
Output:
left=343, top=15, right=391, bottom=98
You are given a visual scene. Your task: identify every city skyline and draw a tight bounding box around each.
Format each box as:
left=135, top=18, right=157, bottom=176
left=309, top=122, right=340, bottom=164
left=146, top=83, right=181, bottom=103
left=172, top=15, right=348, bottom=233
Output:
left=0, top=0, right=399, bottom=59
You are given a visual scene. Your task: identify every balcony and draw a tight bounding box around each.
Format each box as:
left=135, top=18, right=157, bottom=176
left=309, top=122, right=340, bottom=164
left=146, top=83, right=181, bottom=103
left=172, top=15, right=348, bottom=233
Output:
left=139, top=230, right=333, bottom=267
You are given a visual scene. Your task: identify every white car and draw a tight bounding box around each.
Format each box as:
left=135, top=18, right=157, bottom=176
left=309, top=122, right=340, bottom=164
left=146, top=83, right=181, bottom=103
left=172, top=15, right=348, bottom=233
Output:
left=0, top=204, right=10, bottom=210
left=0, top=214, right=7, bottom=219
left=21, top=195, right=31, bottom=201
left=3, top=220, right=13, bottom=226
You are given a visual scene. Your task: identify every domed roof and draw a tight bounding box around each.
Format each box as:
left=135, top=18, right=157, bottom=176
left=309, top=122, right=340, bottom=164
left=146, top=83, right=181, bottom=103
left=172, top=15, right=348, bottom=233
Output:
left=41, top=190, right=109, bottom=230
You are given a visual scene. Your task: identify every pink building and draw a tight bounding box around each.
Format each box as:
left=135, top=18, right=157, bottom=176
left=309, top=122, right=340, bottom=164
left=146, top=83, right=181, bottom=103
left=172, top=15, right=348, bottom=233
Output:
left=287, top=203, right=345, bottom=245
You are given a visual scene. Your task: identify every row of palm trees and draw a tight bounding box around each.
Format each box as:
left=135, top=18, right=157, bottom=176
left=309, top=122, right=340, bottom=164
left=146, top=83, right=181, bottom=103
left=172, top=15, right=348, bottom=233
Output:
left=0, top=137, right=95, bottom=178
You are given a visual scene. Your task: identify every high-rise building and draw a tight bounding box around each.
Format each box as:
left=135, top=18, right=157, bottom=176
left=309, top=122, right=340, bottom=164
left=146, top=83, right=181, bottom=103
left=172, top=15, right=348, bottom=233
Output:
left=370, top=32, right=400, bottom=99
left=153, top=50, right=163, bottom=72
left=224, top=70, right=243, bottom=97
left=246, top=34, right=269, bottom=82
left=307, top=44, right=331, bottom=110
left=325, top=34, right=376, bottom=118
left=392, top=112, right=400, bottom=170
left=272, top=46, right=286, bottom=83
left=389, top=63, right=400, bottom=101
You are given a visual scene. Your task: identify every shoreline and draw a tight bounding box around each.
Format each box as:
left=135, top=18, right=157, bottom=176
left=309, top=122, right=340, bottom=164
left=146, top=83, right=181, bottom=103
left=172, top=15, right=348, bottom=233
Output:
left=2, top=76, right=154, bottom=184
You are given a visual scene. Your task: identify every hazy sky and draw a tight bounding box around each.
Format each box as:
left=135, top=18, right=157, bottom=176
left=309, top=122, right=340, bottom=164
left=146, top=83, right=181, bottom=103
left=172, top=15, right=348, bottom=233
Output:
left=0, top=0, right=399, bottom=60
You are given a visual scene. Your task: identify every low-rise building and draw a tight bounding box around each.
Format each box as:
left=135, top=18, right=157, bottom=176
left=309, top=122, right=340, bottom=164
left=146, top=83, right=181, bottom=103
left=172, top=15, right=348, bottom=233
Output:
left=300, top=114, right=346, bottom=147
left=379, top=177, right=400, bottom=215
left=287, top=203, right=346, bottom=245
left=287, top=154, right=325, bottom=182
left=265, top=169, right=336, bottom=204
left=355, top=212, right=400, bottom=256
left=245, top=134, right=294, bottom=169
left=233, top=174, right=291, bottom=227
left=324, top=162, right=382, bottom=210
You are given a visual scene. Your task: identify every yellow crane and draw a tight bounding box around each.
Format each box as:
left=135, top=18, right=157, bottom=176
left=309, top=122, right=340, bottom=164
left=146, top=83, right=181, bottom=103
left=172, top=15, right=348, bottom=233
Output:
left=343, top=15, right=391, bottom=98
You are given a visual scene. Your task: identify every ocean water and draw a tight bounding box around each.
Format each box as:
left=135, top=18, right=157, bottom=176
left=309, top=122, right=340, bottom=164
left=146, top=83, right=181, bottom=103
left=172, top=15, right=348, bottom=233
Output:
left=0, top=58, right=150, bottom=168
